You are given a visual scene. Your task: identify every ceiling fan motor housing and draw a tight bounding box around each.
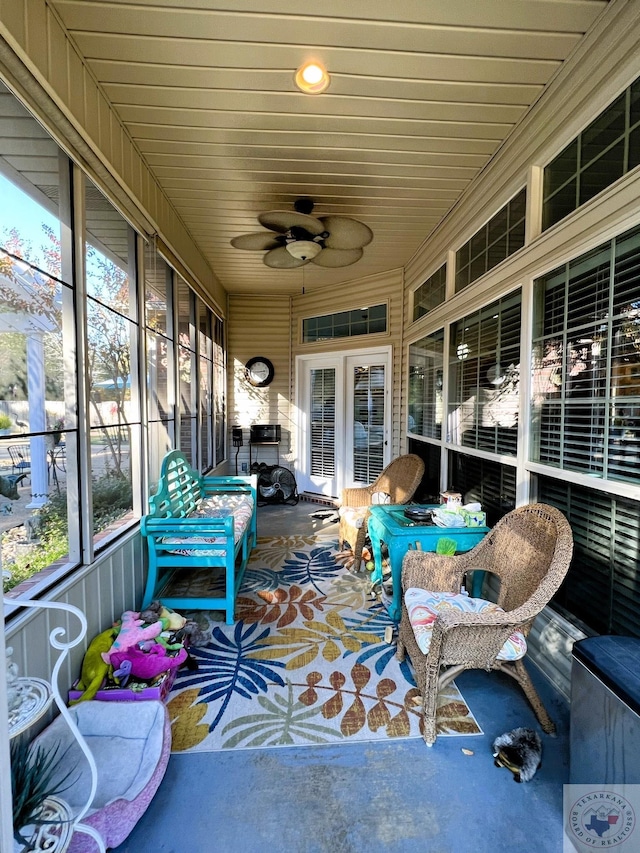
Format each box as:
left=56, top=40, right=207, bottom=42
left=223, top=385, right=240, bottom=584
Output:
left=294, top=197, right=315, bottom=215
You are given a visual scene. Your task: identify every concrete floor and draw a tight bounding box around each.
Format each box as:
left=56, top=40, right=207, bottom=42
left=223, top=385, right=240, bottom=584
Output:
left=112, top=499, right=570, bottom=853
left=256, top=495, right=340, bottom=538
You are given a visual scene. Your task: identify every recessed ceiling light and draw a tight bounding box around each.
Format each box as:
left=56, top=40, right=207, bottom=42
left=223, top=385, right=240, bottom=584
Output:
left=295, top=61, right=330, bottom=95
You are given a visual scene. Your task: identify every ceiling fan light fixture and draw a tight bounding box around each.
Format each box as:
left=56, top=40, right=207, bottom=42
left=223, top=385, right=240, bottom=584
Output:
left=295, top=62, right=330, bottom=95
left=233, top=198, right=372, bottom=269
left=285, top=240, right=322, bottom=260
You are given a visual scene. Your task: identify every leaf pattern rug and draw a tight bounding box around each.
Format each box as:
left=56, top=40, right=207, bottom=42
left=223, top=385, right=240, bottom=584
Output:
left=165, top=534, right=482, bottom=752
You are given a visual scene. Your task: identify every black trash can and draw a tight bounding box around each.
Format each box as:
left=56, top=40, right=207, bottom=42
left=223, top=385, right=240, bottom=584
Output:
left=570, top=636, right=640, bottom=784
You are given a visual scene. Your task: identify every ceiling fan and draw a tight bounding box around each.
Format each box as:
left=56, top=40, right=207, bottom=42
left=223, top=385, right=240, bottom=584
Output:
left=231, top=198, right=373, bottom=269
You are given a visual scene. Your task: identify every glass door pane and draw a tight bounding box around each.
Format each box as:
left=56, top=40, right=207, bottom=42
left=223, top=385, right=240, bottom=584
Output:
left=310, top=367, right=336, bottom=479
left=352, top=364, right=385, bottom=483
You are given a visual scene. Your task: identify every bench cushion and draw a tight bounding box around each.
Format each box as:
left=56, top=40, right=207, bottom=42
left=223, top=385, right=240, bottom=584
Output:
left=163, top=494, right=254, bottom=556
left=572, top=636, right=640, bottom=716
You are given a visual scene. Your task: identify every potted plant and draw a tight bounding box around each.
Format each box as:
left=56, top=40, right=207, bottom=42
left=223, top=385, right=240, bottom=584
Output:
left=11, top=736, right=76, bottom=852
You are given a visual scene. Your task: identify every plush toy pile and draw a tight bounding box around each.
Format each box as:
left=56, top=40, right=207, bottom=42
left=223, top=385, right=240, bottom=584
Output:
left=71, top=601, right=195, bottom=703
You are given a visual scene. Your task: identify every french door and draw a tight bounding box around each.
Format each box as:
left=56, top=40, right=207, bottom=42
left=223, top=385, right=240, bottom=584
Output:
left=296, top=348, right=391, bottom=498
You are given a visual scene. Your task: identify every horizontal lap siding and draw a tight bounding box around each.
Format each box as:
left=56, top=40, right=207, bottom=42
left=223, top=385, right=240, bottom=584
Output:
left=228, top=294, right=293, bottom=473
left=5, top=530, right=145, bottom=715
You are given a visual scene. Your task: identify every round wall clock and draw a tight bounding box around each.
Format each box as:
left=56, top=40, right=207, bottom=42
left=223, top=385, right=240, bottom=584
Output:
left=245, top=356, right=275, bottom=387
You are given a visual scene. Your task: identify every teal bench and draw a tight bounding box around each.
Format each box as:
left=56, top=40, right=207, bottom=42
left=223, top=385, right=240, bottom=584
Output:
left=140, top=450, right=257, bottom=624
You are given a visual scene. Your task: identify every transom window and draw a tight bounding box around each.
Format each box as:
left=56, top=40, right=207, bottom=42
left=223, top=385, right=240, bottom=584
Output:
left=455, top=190, right=526, bottom=292
left=302, top=304, right=386, bottom=342
left=543, top=76, right=640, bottom=230
left=413, top=264, right=446, bottom=321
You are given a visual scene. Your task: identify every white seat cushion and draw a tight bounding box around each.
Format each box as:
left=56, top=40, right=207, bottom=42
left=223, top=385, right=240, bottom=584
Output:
left=338, top=505, right=368, bottom=529
left=404, top=588, right=527, bottom=661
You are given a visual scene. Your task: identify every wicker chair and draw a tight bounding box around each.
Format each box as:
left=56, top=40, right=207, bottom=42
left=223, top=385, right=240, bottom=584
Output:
left=396, top=503, right=574, bottom=746
left=338, top=453, right=425, bottom=567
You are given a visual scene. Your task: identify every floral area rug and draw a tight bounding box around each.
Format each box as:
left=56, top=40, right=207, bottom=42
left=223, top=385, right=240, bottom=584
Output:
left=166, top=535, right=482, bottom=752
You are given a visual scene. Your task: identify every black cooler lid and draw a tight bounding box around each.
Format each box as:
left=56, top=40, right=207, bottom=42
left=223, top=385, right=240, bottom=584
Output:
left=573, top=635, right=640, bottom=716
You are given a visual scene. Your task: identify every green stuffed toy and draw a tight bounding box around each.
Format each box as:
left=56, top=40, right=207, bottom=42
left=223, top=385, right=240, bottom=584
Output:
left=69, top=626, right=118, bottom=704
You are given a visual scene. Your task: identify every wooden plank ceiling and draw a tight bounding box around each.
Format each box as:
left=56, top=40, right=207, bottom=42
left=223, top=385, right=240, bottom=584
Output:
left=43, top=1, right=608, bottom=294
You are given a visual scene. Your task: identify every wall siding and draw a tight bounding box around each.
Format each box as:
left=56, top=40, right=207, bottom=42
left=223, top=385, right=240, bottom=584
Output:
left=227, top=293, right=293, bottom=473
left=5, top=530, right=145, bottom=708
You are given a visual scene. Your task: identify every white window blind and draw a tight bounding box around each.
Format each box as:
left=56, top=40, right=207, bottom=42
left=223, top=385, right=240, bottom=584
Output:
left=532, top=225, right=640, bottom=485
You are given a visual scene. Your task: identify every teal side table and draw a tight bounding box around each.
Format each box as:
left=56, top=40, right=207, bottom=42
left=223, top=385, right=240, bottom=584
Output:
left=367, top=504, right=490, bottom=622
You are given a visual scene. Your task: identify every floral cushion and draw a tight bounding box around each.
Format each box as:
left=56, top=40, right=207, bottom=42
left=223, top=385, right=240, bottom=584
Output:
left=404, top=588, right=527, bottom=661
left=338, top=506, right=368, bottom=529
left=163, top=494, right=254, bottom=557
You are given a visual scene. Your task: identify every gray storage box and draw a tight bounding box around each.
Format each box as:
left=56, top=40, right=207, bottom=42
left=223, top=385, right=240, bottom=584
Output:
left=570, top=636, right=640, bottom=784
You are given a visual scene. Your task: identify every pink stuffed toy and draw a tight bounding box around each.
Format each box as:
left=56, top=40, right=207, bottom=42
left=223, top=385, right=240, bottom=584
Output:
left=101, top=610, right=163, bottom=665
left=109, top=643, right=188, bottom=680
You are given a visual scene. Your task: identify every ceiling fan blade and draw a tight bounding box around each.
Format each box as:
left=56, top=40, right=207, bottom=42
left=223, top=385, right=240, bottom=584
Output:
left=231, top=232, right=283, bottom=251
left=258, top=210, right=325, bottom=236
left=319, top=216, right=373, bottom=250
left=311, top=247, right=364, bottom=268
left=263, top=246, right=311, bottom=269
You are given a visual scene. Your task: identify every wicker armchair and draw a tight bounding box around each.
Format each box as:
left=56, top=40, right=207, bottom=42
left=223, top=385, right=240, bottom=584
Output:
left=338, top=453, right=425, bottom=567
left=396, top=503, right=574, bottom=746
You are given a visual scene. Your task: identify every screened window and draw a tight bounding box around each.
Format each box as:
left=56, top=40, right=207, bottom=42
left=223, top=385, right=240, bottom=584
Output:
left=197, top=298, right=214, bottom=471
left=455, top=190, right=526, bottom=292
left=177, top=276, right=196, bottom=465
left=543, top=77, right=640, bottom=230
left=213, top=316, right=226, bottom=468
left=408, top=330, right=444, bottom=438
left=303, top=304, right=386, bottom=342
left=531, top=224, right=640, bottom=485
left=0, top=85, right=78, bottom=590
left=0, top=80, right=225, bottom=596
left=448, top=292, right=521, bottom=456
left=145, top=243, right=175, bottom=488
left=413, top=264, right=446, bottom=321
left=85, top=178, right=139, bottom=547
